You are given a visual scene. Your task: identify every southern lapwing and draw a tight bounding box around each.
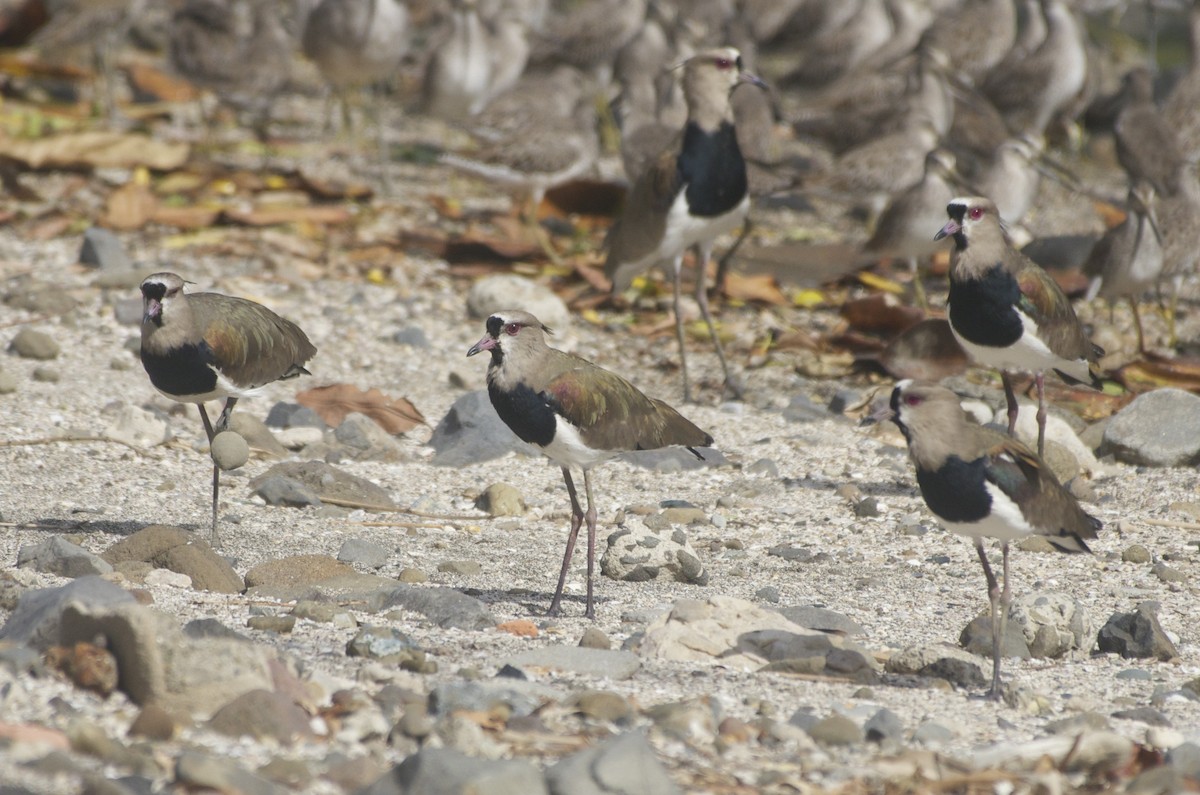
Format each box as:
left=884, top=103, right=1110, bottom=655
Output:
left=1083, top=181, right=1163, bottom=354
left=934, top=196, right=1102, bottom=457
left=139, top=273, right=317, bottom=545
left=873, top=379, right=1100, bottom=698
left=467, top=310, right=712, bottom=619
left=605, top=47, right=767, bottom=403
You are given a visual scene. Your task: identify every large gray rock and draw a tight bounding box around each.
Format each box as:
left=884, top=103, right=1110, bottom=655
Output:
left=886, top=644, right=989, bottom=690
left=374, top=584, right=497, bottom=630
left=545, top=731, right=680, bottom=795
left=428, top=679, right=564, bottom=719
left=17, top=537, right=113, bottom=578
left=58, top=601, right=275, bottom=716
left=0, top=576, right=134, bottom=650
left=1009, top=592, right=1094, bottom=658
left=1100, top=388, right=1200, bottom=466
left=334, top=413, right=404, bottom=461
left=600, top=520, right=708, bottom=585
left=466, top=273, right=570, bottom=332
left=249, top=461, right=396, bottom=509
left=1097, top=602, right=1179, bottom=661
left=428, top=390, right=538, bottom=466
left=358, top=746, right=548, bottom=795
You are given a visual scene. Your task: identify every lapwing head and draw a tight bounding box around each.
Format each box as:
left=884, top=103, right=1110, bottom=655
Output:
left=883, top=379, right=965, bottom=445
left=467, top=310, right=552, bottom=366
left=933, top=196, right=999, bottom=248
left=140, top=272, right=188, bottom=328
left=681, top=47, right=767, bottom=104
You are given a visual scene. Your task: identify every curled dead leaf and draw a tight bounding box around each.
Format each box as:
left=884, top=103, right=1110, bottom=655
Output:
left=0, top=131, right=189, bottom=170
left=296, top=384, right=426, bottom=434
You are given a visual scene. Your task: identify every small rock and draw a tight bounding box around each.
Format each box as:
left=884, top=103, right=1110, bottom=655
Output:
left=1167, top=742, right=1200, bottom=779
left=79, top=227, right=131, bottom=270
left=545, top=731, right=678, bottom=795
left=376, top=584, right=497, bottom=630
left=227, top=414, right=288, bottom=458
left=1017, top=536, right=1057, bottom=553
left=1152, top=562, right=1187, bottom=583
left=392, top=326, right=431, bottom=348
left=103, top=405, right=171, bottom=448
left=503, top=646, right=641, bottom=680
left=337, top=538, right=391, bottom=570
left=755, top=586, right=781, bottom=603
left=913, top=720, right=958, bottom=744
left=363, top=746, right=547, bottom=795
left=1097, top=602, right=1179, bottom=661
left=251, top=475, right=322, bottom=508
left=466, top=273, right=570, bottom=331
left=601, top=518, right=708, bottom=585
left=573, top=690, right=634, bottom=723
left=1045, top=711, right=1110, bottom=735
left=211, top=431, right=250, bottom=471
left=1100, top=388, right=1200, bottom=467
left=864, top=708, right=904, bottom=744
left=0, top=369, right=17, bottom=393
left=17, top=537, right=113, bottom=579
left=31, top=366, right=59, bottom=382
left=437, top=559, right=482, bottom=576
left=777, top=605, right=866, bottom=635
left=1123, top=544, right=1152, bottom=563
left=746, top=458, right=779, bottom=477
left=9, top=328, right=60, bottom=360
left=347, top=626, right=423, bottom=666
left=578, top=627, right=611, bottom=649
left=783, top=394, right=825, bottom=423
left=887, top=644, right=988, bottom=690
left=0, top=577, right=135, bottom=650
left=128, top=703, right=181, bottom=741
left=808, top=714, right=863, bottom=746
left=395, top=708, right=434, bottom=740
left=176, top=751, right=286, bottom=795
left=246, top=615, right=296, bottom=633
left=397, top=568, right=428, bottom=584
left=334, top=413, right=403, bottom=461
left=265, top=403, right=326, bottom=429
left=207, top=689, right=315, bottom=744
left=1115, top=668, right=1152, bottom=681
left=428, top=390, right=538, bottom=467
left=249, top=460, right=394, bottom=508
left=244, top=555, right=354, bottom=589
left=475, top=483, right=525, bottom=517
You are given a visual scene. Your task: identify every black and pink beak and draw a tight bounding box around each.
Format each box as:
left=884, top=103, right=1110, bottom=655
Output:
left=466, top=335, right=497, bottom=357
left=143, top=297, right=163, bottom=324
left=934, top=218, right=960, bottom=241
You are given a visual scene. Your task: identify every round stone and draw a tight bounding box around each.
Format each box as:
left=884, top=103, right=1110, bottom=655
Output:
left=211, top=431, right=250, bottom=471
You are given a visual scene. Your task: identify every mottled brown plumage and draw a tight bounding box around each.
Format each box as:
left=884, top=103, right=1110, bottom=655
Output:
left=139, top=272, right=316, bottom=545
left=467, top=310, right=712, bottom=617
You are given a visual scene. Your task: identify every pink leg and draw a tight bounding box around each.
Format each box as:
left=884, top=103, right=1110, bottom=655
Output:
left=549, top=467, right=585, bottom=616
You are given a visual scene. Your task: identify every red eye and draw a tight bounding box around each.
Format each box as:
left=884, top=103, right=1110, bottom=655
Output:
left=903, top=394, right=922, bottom=406
left=714, top=57, right=732, bottom=70
left=969, top=207, right=984, bottom=220
left=504, top=323, right=521, bottom=336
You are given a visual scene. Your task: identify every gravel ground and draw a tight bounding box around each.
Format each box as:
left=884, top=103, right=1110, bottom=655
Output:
left=0, top=107, right=1199, bottom=793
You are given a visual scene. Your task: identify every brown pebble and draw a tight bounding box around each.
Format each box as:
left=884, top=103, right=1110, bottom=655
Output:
left=128, top=704, right=178, bottom=741
left=397, top=567, right=428, bottom=583
left=718, top=716, right=756, bottom=744
left=578, top=627, right=611, bottom=649
left=574, top=690, right=633, bottom=723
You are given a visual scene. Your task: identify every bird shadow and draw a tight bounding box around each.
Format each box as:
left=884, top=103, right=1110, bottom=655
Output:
left=17, top=518, right=155, bottom=538
left=461, top=586, right=605, bottom=620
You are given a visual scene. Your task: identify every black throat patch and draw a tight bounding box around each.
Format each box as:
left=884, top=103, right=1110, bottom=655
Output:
left=140, top=341, right=219, bottom=398
left=916, top=455, right=992, bottom=524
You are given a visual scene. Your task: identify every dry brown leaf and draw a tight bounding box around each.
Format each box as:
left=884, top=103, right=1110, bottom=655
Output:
left=840, top=293, right=924, bottom=335
left=297, top=170, right=373, bottom=201
left=296, top=384, right=425, bottom=433
left=0, top=131, right=189, bottom=170
left=104, top=183, right=157, bottom=230
left=722, top=271, right=787, bottom=305
left=125, top=62, right=199, bottom=102
left=150, top=205, right=221, bottom=229
left=1114, top=353, right=1200, bottom=394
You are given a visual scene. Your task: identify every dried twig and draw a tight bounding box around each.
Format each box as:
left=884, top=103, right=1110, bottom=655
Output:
left=0, top=435, right=141, bottom=451
left=317, top=494, right=481, bottom=521
left=1143, top=518, right=1200, bottom=531
left=351, top=520, right=460, bottom=530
